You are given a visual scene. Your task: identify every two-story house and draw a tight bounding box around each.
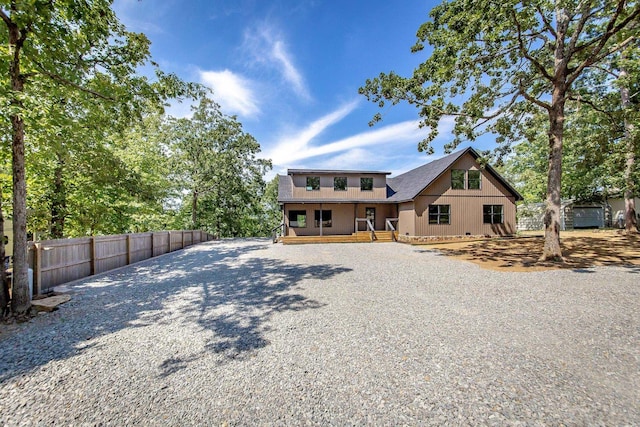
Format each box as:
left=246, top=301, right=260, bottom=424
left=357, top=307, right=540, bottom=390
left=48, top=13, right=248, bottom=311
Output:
left=277, top=147, right=523, bottom=242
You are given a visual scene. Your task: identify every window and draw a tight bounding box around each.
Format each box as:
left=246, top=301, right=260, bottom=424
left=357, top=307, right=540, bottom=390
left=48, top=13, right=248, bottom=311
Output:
left=483, top=205, right=503, bottom=224
left=314, top=210, right=332, bottom=228
left=451, top=170, right=466, bottom=189
left=428, top=205, right=450, bottom=224
left=468, top=170, right=481, bottom=189
left=289, top=210, right=307, bottom=227
left=306, top=176, right=320, bottom=191
left=360, top=177, right=373, bottom=191
left=334, top=177, right=347, bottom=191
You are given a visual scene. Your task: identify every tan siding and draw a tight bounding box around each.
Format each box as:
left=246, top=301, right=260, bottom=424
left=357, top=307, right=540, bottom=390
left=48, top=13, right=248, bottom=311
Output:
left=284, top=203, right=356, bottom=236
left=354, top=204, right=397, bottom=231
left=398, top=202, right=415, bottom=236
left=426, top=154, right=514, bottom=198
left=403, top=152, right=518, bottom=236
left=414, top=195, right=516, bottom=236
left=290, top=173, right=387, bottom=200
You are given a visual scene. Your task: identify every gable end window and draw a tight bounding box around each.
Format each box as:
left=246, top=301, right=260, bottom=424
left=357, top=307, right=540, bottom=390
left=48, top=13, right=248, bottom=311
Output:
left=468, top=170, right=481, bottom=189
left=483, top=205, right=503, bottom=224
left=306, top=176, right=320, bottom=191
left=314, top=210, right=332, bottom=228
left=289, top=210, right=307, bottom=228
left=452, top=169, right=481, bottom=190
left=334, top=177, right=347, bottom=191
left=451, top=170, right=465, bottom=189
left=360, top=177, right=373, bottom=191
left=428, top=205, right=450, bottom=224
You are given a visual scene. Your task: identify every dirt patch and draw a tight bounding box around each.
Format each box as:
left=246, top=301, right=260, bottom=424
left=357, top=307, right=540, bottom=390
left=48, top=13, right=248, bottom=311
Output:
left=423, top=230, right=640, bottom=272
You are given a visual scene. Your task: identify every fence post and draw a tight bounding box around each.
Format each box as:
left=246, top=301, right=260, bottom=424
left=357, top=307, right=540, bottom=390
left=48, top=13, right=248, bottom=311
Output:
left=33, top=243, right=42, bottom=296
left=181, top=231, right=185, bottom=249
left=90, top=237, right=96, bottom=276
left=150, top=233, right=155, bottom=258
left=168, top=231, right=171, bottom=252
left=125, top=235, right=131, bottom=265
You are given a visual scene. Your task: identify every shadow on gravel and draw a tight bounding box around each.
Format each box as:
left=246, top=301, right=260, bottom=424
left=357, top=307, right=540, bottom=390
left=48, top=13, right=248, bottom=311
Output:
left=0, top=239, right=351, bottom=382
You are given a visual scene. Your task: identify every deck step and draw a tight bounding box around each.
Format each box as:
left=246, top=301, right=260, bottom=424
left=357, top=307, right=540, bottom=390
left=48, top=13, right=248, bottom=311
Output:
left=282, top=231, right=398, bottom=244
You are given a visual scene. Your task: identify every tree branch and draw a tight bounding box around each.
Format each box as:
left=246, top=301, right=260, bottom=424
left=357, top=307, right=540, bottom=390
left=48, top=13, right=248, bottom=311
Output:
left=30, top=59, right=115, bottom=101
left=535, top=5, right=557, bottom=39
left=566, top=1, right=596, bottom=59
left=567, top=94, right=615, bottom=118
left=0, top=8, right=11, bottom=26
left=519, top=83, right=552, bottom=111
left=567, top=1, right=640, bottom=85
left=511, top=9, right=554, bottom=81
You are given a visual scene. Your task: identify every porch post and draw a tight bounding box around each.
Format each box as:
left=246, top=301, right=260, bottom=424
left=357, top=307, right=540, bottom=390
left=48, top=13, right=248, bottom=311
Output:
left=354, top=204, right=357, bottom=233
left=319, top=203, right=323, bottom=237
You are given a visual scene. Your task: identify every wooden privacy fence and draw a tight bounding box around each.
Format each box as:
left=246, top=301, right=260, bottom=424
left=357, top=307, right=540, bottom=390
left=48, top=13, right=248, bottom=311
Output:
left=28, top=230, right=215, bottom=294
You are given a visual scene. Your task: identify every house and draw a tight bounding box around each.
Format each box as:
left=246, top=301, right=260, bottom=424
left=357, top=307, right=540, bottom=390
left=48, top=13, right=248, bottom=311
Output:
left=277, top=147, right=523, bottom=243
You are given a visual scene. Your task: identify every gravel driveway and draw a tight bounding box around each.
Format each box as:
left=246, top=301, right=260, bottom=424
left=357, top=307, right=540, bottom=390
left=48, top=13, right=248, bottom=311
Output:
left=1, top=238, right=638, bottom=425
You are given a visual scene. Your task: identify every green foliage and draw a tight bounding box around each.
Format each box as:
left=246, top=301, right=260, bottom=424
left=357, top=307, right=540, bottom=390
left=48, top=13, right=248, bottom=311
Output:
left=360, top=0, right=640, bottom=154
left=163, top=97, right=272, bottom=237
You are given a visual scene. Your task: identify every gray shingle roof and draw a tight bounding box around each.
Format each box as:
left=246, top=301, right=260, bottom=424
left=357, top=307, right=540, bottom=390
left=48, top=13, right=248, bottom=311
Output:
left=278, top=174, right=293, bottom=201
left=388, top=147, right=522, bottom=202
left=387, top=149, right=469, bottom=202
left=277, top=147, right=523, bottom=204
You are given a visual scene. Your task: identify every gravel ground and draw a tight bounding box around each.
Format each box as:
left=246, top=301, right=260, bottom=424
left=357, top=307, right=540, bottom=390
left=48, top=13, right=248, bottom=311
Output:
left=0, top=238, right=638, bottom=426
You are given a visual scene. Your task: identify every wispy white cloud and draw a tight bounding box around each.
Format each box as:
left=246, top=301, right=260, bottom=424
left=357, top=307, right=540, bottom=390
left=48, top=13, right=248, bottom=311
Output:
left=243, top=23, right=311, bottom=101
left=263, top=100, right=360, bottom=162
left=199, top=69, right=260, bottom=118
left=266, top=113, right=457, bottom=171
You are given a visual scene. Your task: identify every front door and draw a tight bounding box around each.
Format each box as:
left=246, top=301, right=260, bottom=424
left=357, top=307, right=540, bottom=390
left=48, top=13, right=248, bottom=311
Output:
left=365, top=207, right=376, bottom=230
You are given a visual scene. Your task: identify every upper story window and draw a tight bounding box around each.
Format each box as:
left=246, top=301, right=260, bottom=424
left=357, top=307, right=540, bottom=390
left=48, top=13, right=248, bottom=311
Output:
left=468, top=170, right=481, bottom=189
left=306, top=176, right=320, bottom=191
left=334, top=177, right=347, bottom=191
left=360, top=177, right=373, bottom=191
left=451, top=169, right=481, bottom=190
left=451, top=170, right=466, bottom=189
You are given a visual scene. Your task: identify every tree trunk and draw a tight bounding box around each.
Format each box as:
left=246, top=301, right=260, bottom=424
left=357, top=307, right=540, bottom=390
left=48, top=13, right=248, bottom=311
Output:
left=620, top=66, right=638, bottom=232
left=8, top=18, right=30, bottom=315
left=540, top=7, right=569, bottom=262
left=0, top=186, right=8, bottom=316
left=541, top=103, right=565, bottom=261
left=191, top=189, right=198, bottom=229
left=50, top=153, right=67, bottom=238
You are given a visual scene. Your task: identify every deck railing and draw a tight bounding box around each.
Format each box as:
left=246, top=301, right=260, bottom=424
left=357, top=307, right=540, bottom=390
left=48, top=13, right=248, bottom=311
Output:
left=271, top=223, right=285, bottom=243
left=355, top=218, right=376, bottom=241
left=385, top=218, right=399, bottom=242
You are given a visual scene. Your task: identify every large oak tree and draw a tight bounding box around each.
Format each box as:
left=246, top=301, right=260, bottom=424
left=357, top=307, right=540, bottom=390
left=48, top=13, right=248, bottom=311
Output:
left=360, top=0, right=640, bottom=260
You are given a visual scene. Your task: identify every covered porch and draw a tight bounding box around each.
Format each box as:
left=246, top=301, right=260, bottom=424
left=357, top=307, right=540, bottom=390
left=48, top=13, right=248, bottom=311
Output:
left=282, top=202, right=398, bottom=240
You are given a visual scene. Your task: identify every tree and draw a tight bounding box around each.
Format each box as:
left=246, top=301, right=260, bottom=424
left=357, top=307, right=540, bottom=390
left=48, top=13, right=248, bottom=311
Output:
left=1, top=1, right=195, bottom=316
left=260, top=176, right=283, bottom=236
left=360, top=0, right=640, bottom=261
left=165, top=98, right=272, bottom=237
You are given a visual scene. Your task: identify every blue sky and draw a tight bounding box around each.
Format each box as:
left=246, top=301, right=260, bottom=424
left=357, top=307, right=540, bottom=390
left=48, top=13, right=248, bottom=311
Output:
left=112, top=0, right=486, bottom=178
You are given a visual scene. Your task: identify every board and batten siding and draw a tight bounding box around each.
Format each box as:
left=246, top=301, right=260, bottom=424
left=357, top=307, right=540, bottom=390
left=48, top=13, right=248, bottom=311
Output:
left=411, top=154, right=517, bottom=236
left=284, top=203, right=355, bottom=236
left=290, top=174, right=387, bottom=200
left=397, top=202, right=416, bottom=236
left=354, top=204, right=397, bottom=231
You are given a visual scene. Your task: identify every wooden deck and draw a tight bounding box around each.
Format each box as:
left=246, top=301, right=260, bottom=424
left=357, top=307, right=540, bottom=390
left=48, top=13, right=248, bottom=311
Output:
left=281, top=231, right=398, bottom=245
